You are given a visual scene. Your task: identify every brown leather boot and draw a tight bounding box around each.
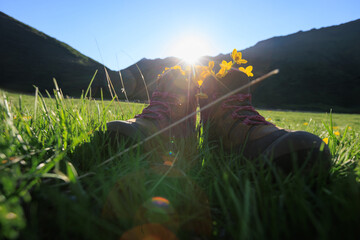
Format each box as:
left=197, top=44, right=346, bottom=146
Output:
left=199, top=68, right=331, bottom=173
left=106, top=67, right=198, bottom=165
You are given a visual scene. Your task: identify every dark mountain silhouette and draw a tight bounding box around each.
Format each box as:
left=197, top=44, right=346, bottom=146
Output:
left=127, top=19, right=360, bottom=113
left=1, top=11, right=359, bottom=112
left=0, top=11, right=139, bottom=99
left=231, top=19, right=360, bottom=113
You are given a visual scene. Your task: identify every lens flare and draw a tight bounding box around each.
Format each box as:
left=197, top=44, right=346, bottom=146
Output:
left=151, top=197, right=170, bottom=207
left=134, top=196, right=179, bottom=232
left=142, top=196, right=174, bottom=217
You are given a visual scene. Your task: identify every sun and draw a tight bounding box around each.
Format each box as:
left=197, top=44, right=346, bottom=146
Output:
left=170, top=35, right=211, bottom=64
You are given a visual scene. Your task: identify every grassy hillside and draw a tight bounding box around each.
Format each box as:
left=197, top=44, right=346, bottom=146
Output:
left=1, top=90, right=360, bottom=239
left=0, top=11, right=137, bottom=99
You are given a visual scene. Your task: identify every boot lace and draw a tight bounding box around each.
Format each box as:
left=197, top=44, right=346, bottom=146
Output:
left=135, top=91, right=179, bottom=120
left=222, top=93, right=272, bottom=125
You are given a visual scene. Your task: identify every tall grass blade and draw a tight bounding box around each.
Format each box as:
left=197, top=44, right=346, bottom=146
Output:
left=104, top=66, right=125, bottom=117
left=53, top=78, right=63, bottom=100
left=85, top=70, right=98, bottom=99
left=33, top=86, right=39, bottom=122
left=115, top=55, right=129, bottom=102
left=135, top=63, right=150, bottom=103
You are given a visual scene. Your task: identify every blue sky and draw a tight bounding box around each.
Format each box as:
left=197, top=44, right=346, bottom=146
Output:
left=2, top=0, right=360, bottom=70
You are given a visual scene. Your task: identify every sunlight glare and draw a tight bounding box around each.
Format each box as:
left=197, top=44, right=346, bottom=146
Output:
left=171, top=35, right=211, bottom=64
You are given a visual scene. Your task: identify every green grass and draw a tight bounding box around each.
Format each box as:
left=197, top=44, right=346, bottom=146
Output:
left=1, top=88, right=359, bottom=240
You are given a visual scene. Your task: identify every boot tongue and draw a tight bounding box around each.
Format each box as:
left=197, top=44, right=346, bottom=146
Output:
left=157, top=70, right=188, bottom=95
left=220, top=91, right=260, bottom=119
left=221, top=70, right=260, bottom=118
left=220, top=69, right=250, bottom=95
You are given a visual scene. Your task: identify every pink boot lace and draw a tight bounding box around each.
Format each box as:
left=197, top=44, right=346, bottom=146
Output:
left=222, top=93, right=272, bottom=125
left=135, top=91, right=180, bottom=120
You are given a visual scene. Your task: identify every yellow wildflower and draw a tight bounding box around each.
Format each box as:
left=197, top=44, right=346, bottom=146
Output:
left=192, top=62, right=215, bottom=86
left=332, top=126, right=339, bottom=130
left=220, top=60, right=232, bottom=71
left=303, top=122, right=308, bottom=126
left=239, top=66, right=254, bottom=77
left=215, top=60, right=232, bottom=78
left=231, top=49, right=247, bottom=65
left=334, top=131, right=340, bottom=136
left=322, top=137, right=329, bottom=144
left=171, top=65, right=185, bottom=75
left=203, top=62, right=215, bottom=77
left=216, top=67, right=226, bottom=78
left=162, top=67, right=170, bottom=74
left=208, top=61, right=214, bottom=72
left=205, top=61, right=215, bottom=79
left=160, top=65, right=186, bottom=77
left=193, top=66, right=206, bottom=86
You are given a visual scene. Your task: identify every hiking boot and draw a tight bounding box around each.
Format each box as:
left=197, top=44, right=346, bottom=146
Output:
left=106, top=67, right=198, bottom=165
left=199, top=69, right=331, bottom=173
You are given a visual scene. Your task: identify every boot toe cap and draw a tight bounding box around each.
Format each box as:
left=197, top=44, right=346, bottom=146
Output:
left=264, top=131, right=331, bottom=173
left=106, top=120, right=146, bottom=145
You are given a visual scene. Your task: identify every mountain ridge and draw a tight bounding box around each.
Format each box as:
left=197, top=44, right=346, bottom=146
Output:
left=0, top=11, right=137, bottom=99
left=1, top=11, right=359, bottom=112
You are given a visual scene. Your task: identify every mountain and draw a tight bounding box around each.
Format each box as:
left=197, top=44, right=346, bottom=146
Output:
left=1, top=11, right=359, bottom=112
left=126, top=19, right=360, bottom=113
left=0, top=11, right=138, bottom=99
left=235, top=19, right=360, bottom=113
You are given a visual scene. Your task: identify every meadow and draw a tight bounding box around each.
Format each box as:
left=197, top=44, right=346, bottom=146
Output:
left=1, top=88, right=359, bottom=240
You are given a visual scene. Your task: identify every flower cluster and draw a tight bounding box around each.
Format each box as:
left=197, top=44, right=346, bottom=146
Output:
left=157, top=49, right=254, bottom=98
left=157, top=65, right=186, bottom=79
left=193, top=61, right=214, bottom=87
left=190, top=49, right=254, bottom=87
left=215, top=49, right=253, bottom=78
left=164, top=65, right=186, bottom=75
